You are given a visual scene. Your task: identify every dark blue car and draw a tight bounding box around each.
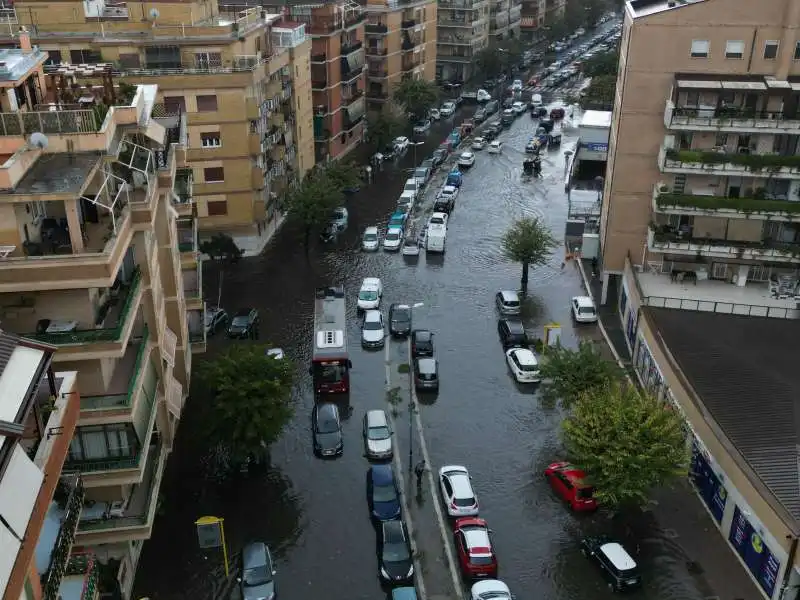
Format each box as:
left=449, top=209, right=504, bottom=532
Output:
left=367, top=464, right=401, bottom=521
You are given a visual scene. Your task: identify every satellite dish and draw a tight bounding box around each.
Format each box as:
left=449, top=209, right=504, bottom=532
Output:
left=149, top=7, right=159, bottom=19
left=28, top=132, right=49, bottom=149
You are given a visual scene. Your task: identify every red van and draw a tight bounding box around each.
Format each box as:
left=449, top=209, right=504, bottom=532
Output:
left=544, top=462, right=598, bottom=512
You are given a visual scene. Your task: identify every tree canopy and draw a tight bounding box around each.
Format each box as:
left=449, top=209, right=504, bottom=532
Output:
left=580, top=74, right=616, bottom=109
left=197, top=344, right=295, bottom=467
left=475, top=47, right=504, bottom=80
left=539, top=340, right=624, bottom=407
left=500, top=216, right=559, bottom=293
left=582, top=50, right=619, bottom=77
left=393, top=78, right=439, bottom=121
left=562, top=383, right=689, bottom=510
left=199, top=233, right=244, bottom=263
left=366, top=110, right=406, bottom=153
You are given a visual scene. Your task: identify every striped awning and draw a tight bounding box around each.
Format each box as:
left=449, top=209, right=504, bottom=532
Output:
left=521, top=16, right=537, bottom=28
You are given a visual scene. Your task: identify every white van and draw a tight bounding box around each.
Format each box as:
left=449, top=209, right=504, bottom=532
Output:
left=398, top=190, right=416, bottom=212
left=531, top=93, right=543, bottom=108
left=403, top=178, right=419, bottom=199
left=426, top=224, right=446, bottom=253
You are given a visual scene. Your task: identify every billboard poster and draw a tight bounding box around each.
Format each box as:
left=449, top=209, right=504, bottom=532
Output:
left=758, top=547, right=781, bottom=598
left=729, top=506, right=750, bottom=559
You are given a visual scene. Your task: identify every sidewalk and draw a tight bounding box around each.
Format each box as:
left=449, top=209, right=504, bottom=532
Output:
left=575, top=259, right=763, bottom=600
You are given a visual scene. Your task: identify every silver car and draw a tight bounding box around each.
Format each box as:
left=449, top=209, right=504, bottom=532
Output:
left=495, top=290, right=521, bottom=315
left=239, top=542, right=276, bottom=600
left=361, top=310, right=385, bottom=348
left=363, top=409, right=393, bottom=460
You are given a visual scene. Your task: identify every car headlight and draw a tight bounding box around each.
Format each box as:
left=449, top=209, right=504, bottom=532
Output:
left=380, top=568, right=390, bottom=579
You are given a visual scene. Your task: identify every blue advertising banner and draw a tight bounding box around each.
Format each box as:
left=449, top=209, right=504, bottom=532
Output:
left=729, top=506, right=750, bottom=559
left=729, top=506, right=782, bottom=597
left=581, top=142, right=609, bottom=152
left=690, top=443, right=726, bottom=523
left=759, top=547, right=781, bottom=598
left=709, top=484, right=727, bottom=523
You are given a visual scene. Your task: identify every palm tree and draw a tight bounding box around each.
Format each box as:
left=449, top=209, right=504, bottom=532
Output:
left=501, top=216, right=559, bottom=294
left=392, top=78, right=439, bottom=121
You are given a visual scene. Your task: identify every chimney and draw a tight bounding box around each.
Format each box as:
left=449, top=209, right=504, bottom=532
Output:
left=18, top=27, right=31, bottom=53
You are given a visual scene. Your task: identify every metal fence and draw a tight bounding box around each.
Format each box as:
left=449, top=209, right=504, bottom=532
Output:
left=0, top=109, right=100, bottom=136
left=644, top=295, right=800, bottom=319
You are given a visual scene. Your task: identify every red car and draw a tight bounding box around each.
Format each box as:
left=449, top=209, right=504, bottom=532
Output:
left=453, top=517, right=498, bottom=579
left=544, top=462, right=598, bottom=512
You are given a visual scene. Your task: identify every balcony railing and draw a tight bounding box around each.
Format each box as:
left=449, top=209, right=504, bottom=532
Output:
left=174, top=168, right=193, bottom=204
left=0, top=109, right=102, bottom=136
left=63, top=554, right=99, bottom=600
left=402, top=19, right=417, bottom=28
left=643, top=295, right=800, bottom=319
left=660, top=147, right=800, bottom=176
left=23, top=269, right=142, bottom=345
left=41, top=475, right=85, bottom=600
left=342, top=89, right=365, bottom=106
left=79, top=328, right=150, bottom=411
left=342, top=65, right=365, bottom=84
left=365, top=47, right=388, bottom=57
left=438, top=18, right=474, bottom=27
left=664, top=99, right=800, bottom=132
left=367, top=69, right=388, bottom=78
left=653, top=185, right=800, bottom=220
left=365, top=23, right=388, bottom=34
left=302, top=12, right=366, bottom=35
left=648, top=226, right=800, bottom=261
left=341, top=40, right=364, bottom=56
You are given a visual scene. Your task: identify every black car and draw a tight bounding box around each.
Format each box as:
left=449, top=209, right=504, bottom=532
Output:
left=498, top=319, right=528, bottom=349
left=485, top=100, right=499, bottom=115
left=378, top=520, right=414, bottom=584
left=389, top=303, right=412, bottom=337
left=432, top=148, right=448, bottom=167
left=227, top=308, right=259, bottom=339
left=434, top=196, right=454, bottom=214
left=484, top=78, right=496, bottom=88
left=312, top=402, right=343, bottom=457
left=411, top=329, right=434, bottom=357
left=367, top=464, right=401, bottom=522
left=473, top=108, right=487, bottom=123
left=581, top=536, right=642, bottom=592
left=413, top=357, right=439, bottom=391
left=502, top=97, right=514, bottom=109
left=539, top=118, right=555, bottom=133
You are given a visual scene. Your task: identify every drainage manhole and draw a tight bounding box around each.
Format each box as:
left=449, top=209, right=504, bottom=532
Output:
left=663, top=528, right=679, bottom=539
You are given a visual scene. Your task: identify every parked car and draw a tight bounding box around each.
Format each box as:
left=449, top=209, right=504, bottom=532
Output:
left=434, top=186, right=458, bottom=214
left=571, top=295, right=598, bottom=323
left=413, top=119, right=431, bottom=134
left=439, top=465, right=479, bottom=517
left=457, top=151, right=475, bottom=168
left=487, top=141, right=503, bottom=154
left=544, top=462, right=597, bottom=511
left=402, top=237, right=421, bottom=257
left=432, top=148, right=448, bottom=167
left=392, top=588, right=417, bottom=600
left=505, top=347, right=541, bottom=383
left=227, top=308, right=259, bottom=339
left=500, top=109, right=515, bottom=127
left=471, top=137, right=486, bottom=151
left=421, top=158, right=435, bottom=172
left=411, top=329, right=434, bottom=357
left=581, top=536, right=642, bottom=591
left=476, top=89, right=492, bottom=103
left=361, top=309, right=385, bottom=349
left=473, top=108, right=487, bottom=123
left=497, top=319, right=528, bottom=349
left=413, top=357, right=439, bottom=391
left=484, top=100, right=499, bottom=115
left=512, top=101, right=526, bottom=115
left=204, top=306, right=229, bottom=335
left=403, top=177, right=419, bottom=199
left=428, top=212, right=448, bottom=229
left=367, top=464, right=401, bottom=521
left=414, top=166, right=431, bottom=187
left=454, top=517, right=498, bottom=579
left=362, top=226, right=380, bottom=252
left=312, top=402, right=343, bottom=457
left=357, top=277, right=383, bottom=311
left=393, top=136, right=410, bottom=151
left=511, top=79, right=523, bottom=92
left=378, top=520, right=415, bottom=583
left=239, top=542, right=276, bottom=600
left=470, top=580, right=512, bottom=600
left=429, top=108, right=441, bottom=120
left=383, top=226, right=404, bottom=251
left=495, top=290, right=521, bottom=315
left=440, top=101, right=457, bottom=117
left=389, top=303, right=413, bottom=337
left=330, top=206, right=349, bottom=231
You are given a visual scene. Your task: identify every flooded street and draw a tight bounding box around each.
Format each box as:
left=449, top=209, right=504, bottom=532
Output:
left=134, top=92, right=723, bottom=600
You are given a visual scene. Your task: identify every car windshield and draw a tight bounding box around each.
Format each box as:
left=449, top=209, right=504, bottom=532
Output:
left=373, top=482, right=397, bottom=503
left=454, top=496, right=475, bottom=507
left=577, top=486, right=594, bottom=499
left=231, top=316, right=250, bottom=326
left=392, top=310, right=411, bottom=323
left=317, top=417, right=339, bottom=434
left=579, top=307, right=596, bottom=315
left=386, top=231, right=400, bottom=241
left=364, top=320, right=382, bottom=331
left=243, top=565, right=271, bottom=587
left=383, top=541, right=409, bottom=562
left=368, top=425, right=391, bottom=440
left=430, top=217, right=444, bottom=224
left=519, top=362, right=539, bottom=372
left=359, top=291, right=378, bottom=301
left=404, top=183, right=416, bottom=192
left=364, top=233, right=377, bottom=241
left=477, top=591, right=510, bottom=600
left=470, top=555, right=494, bottom=565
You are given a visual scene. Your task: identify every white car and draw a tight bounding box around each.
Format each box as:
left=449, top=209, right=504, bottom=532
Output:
left=505, top=347, right=541, bottom=383
left=476, top=88, right=491, bottom=103
left=458, top=151, right=475, bottom=168
left=440, top=101, right=457, bottom=117
left=393, top=136, right=410, bottom=152
left=511, top=79, right=523, bottom=92
left=487, top=141, right=502, bottom=154
left=437, top=185, right=459, bottom=203
left=362, top=226, right=380, bottom=251
left=361, top=310, right=385, bottom=348
left=572, top=295, right=598, bottom=323
left=428, top=212, right=448, bottom=229
left=429, top=108, right=441, bottom=120
left=266, top=347, right=285, bottom=360
left=413, top=119, right=431, bottom=135
left=383, top=226, right=404, bottom=251
left=397, top=191, right=415, bottom=213
left=512, top=101, right=526, bottom=115
left=363, top=409, right=393, bottom=459
left=402, top=178, right=419, bottom=199
left=402, top=237, right=420, bottom=256
left=357, top=277, right=383, bottom=311
left=471, top=580, right=512, bottom=600
left=471, top=137, right=486, bottom=150
left=439, top=465, right=479, bottom=517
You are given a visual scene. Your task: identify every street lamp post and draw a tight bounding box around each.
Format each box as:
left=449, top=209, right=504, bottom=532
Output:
left=408, top=302, right=424, bottom=473
left=410, top=141, right=425, bottom=168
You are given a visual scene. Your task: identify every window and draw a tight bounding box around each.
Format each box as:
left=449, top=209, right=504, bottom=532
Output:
left=685, top=91, right=700, bottom=106
left=725, top=40, right=744, bottom=59
left=163, top=96, right=186, bottom=114
left=795, top=41, right=800, bottom=60
left=194, top=52, right=222, bottom=69
left=44, top=49, right=62, bottom=65
left=119, top=53, right=141, bottom=68
left=69, top=48, right=102, bottom=63
left=68, top=424, right=138, bottom=462
left=764, top=40, right=779, bottom=59
left=196, top=94, right=218, bottom=112
left=690, top=40, right=709, bottom=58
left=207, top=200, right=228, bottom=216
left=204, top=167, right=225, bottom=182
left=200, top=132, right=221, bottom=147
left=144, top=45, right=181, bottom=69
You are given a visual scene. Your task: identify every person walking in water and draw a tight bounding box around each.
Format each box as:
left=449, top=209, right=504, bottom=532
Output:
left=414, top=460, right=426, bottom=488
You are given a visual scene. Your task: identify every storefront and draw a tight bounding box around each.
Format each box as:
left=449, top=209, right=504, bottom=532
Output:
left=729, top=506, right=783, bottom=598
left=690, top=440, right=727, bottom=524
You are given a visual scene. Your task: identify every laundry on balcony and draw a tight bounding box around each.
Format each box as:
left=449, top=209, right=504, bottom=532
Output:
left=346, top=99, right=366, bottom=128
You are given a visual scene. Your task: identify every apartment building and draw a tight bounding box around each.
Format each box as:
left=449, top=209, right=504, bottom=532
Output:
left=596, top=1, right=800, bottom=597
left=275, top=0, right=366, bottom=163
left=520, top=0, right=563, bottom=41
left=489, top=0, right=522, bottom=42
left=436, top=0, right=490, bottom=83
left=0, top=42, right=195, bottom=598
left=364, top=0, right=437, bottom=110
left=1, top=0, right=314, bottom=239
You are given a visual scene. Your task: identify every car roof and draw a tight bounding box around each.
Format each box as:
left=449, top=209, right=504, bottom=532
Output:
left=463, top=527, right=492, bottom=554
left=442, top=185, right=457, bottom=192
left=442, top=466, right=473, bottom=497
left=364, top=309, right=382, bottom=322
left=499, top=290, right=519, bottom=301
left=404, top=178, right=417, bottom=185
left=371, top=463, right=394, bottom=484
left=316, top=402, right=339, bottom=419
left=502, top=319, right=525, bottom=333
left=414, top=329, right=432, bottom=340
left=391, top=303, right=411, bottom=311
left=242, top=542, right=268, bottom=568
left=510, top=348, right=538, bottom=366
left=383, top=519, right=405, bottom=540
left=431, top=212, right=447, bottom=218
left=386, top=225, right=403, bottom=232
left=364, top=226, right=378, bottom=234
left=600, top=542, right=637, bottom=571
left=417, top=357, right=437, bottom=371
left=574, top=295, right=595, bottom=307
left=490, top=140, right=501, bottom=145
left=366, top=409, right=388, bottom=428
left=460, top=151, right=473, bottom=156
left=362, top=277, right=381, bottom=287
left=392, top=588, right=417, bottom=600
left=557, top=464, right=592, bottom=487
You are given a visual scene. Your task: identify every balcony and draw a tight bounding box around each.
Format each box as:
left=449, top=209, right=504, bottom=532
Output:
left=342, top=89, right=365, bottom=107
left=365, top=23, right=388, bottom=35
left=647, top=225, right=800, bottom=263
left=177, top=217, right=198, bottom=259
left=312, top=77, right=328, bottom=90
left=342, top=64, right=366, bottom=85
left=173, top=168, right=193, bottom=217
left=0, top=109, right=103, bottom=136
left=53, top=553, right=99, bottom=600
left=664, top=99, right=800, bottom=134
left=302, top=12, right=366, bottom=35
left=402, top=57, right=422, bottom=72
left=341, top=40, right=364, bottom=57
left=437, top=52, right=474, bottom=63
left=38, top=475, right=85, bottom=600
left=439, top=0, right=489, bottom=8
left=311, top=52, right=327, bottom=63
left=652, top=183, right=800, bottom=222
left=658, top=145, right=800, bottom=179
left=438, top=17, right=476, bottom=27
left=75, top=443, right=166, bottom=544
left=188, top=304, right=207, bottom=354
left=365, top=47, right=388, bottom=57
left=183, top=264, right=203, bottom=311
left=402, top=19, right=417, bottom=28
left=367, top=68, right=388, bottom=79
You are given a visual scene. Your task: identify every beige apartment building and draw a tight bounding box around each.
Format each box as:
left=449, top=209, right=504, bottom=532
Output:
left=364, top=0, right=437, bottom=109
left=597, top=1, right=800, bottom=598
left=0, top=41, right=195, bottom=598
left=436, top=0, right=490, bottom=83
left=1, top=0, right=314, bottom=240
left=489, top=0, right=522, bottom=42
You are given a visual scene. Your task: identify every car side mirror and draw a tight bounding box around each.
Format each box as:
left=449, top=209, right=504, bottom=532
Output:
left=272, top=570, right=277, bottom=575
left=236, top=577, right=242, bottom=583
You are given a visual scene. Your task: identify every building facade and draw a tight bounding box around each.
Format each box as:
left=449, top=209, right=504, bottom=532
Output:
left=436, top=0, right=490, bottom=83
left=0, top=42, right=195, bottom=599
left=1, top=0, right=313, bottom=238
left=489, top=0, right=522, bottom=42
left=364, top=0, right=437, bottom=110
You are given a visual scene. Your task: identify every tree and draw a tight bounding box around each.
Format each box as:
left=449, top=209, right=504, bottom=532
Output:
left=539, top=340, right=624, bottom=407
left=581, top=74, right=616, bottom=109
left=320, top=161, right=362, bottom=191
left=393, top=78, right=439, bottom=121
left=562, top=383, right=689, bottom=510
left=197, top=344, right=295, bottom=468
left=366, top=110, right=406, bottom=153
left=475, top=46, right=504, bottom=80
left=500, top=216, right=559, bottom=294
left=285, top=168, right=344, bottom=254
left=199, top=233, right=244, bottom=263
left=582, top=50, right=619, bottom=77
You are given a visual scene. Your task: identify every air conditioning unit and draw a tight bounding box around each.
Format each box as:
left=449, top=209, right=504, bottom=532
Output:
left=738, top=147, right=750, bottom=154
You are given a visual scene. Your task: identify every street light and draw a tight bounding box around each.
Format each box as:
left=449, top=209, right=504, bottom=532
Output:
left=408, top=302, right=424, bottom=472
left=409, top=140, right=425, bottom=167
